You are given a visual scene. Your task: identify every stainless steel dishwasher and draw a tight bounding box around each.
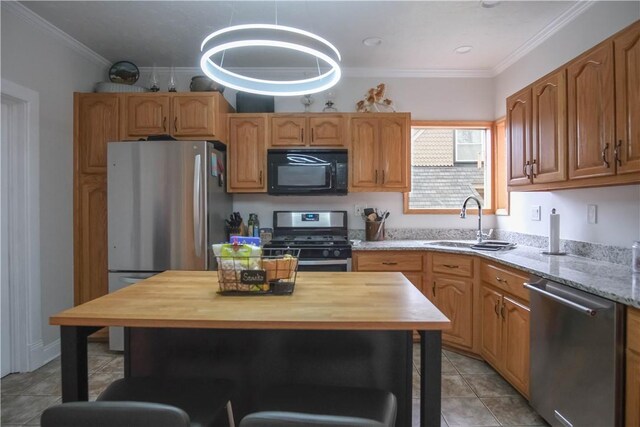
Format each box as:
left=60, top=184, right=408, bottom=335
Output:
left=526, top=275, right=624, bottom=427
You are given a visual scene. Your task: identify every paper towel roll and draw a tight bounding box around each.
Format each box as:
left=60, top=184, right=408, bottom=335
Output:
left=548, top=208, right=560, bottom=254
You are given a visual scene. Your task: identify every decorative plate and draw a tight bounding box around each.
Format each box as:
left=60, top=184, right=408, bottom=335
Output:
left=109, top=61, right=139, bottom=85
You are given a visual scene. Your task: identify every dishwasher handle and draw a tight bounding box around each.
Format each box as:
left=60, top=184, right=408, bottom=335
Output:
left=524, top=282, right=598, bottom=316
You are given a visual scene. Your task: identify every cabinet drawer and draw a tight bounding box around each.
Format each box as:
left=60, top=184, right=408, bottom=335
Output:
left=432, top=253, right=474, bottom=277
left=354, top=251, right=423, bottom=271
left=481, top=262, right=529, bottom=302
left=628, top=307, right=640, bottom=354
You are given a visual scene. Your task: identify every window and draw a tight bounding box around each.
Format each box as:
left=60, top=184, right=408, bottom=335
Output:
left=404, top=121, right=493, bottom=213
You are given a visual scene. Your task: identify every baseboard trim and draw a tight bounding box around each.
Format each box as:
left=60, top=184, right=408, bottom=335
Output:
left=29, top=338, right=60, bottom=371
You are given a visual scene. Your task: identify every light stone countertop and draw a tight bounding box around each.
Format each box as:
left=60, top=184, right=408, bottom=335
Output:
left=352, top=240, right=640, bottom=308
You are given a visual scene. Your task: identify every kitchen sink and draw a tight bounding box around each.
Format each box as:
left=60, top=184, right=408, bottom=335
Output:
left=426, top=240, right=517, bottom=251
left=426, top=241, right=476, bottom=248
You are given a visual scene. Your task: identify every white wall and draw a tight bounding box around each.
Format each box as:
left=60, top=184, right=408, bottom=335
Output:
left=1, top=5, right=107, bottom=346
left=494, top=1, right=640, bottom=247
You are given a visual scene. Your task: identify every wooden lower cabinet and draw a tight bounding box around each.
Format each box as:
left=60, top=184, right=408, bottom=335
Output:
left=626, top=307, right=640, bottom=426
left=479, top=283, right=530, bottom=398
left=430, top=275, right=473, bottom=349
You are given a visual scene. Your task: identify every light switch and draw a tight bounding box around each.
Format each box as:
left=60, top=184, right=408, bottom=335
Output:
left=531, top=205, right=541, bottom=221
left=587, top=204, right=597, bottom=224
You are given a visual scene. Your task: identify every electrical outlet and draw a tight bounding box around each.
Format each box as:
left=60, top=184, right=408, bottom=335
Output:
left=531, top=205, right=541, bottom=221
left=588, top=204, right=598, bottom=224
left=354, top=204, right=366, bottom=217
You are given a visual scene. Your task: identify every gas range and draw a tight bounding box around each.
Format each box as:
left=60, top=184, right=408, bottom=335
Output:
left=263, top=211, right=352, bottom=271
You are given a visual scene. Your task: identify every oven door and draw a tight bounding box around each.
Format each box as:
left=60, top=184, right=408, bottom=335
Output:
left=297, top=259, right=351, bottom=272
left=268, top=150, right=334, bottom=194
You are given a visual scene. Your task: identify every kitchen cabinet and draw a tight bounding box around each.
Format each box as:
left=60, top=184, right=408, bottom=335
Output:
left=427, top=253, right=474, bottom=350
left=74, top=93, right=121, bottom=323
left=614, top=21, right=640, bottom=176
left=479, top=261, right=530, bottom=398
left=507, top=70, right=566, bottom=187
left=567, top=42, right=616, bottom=180
left=270, top=114, right=345, bottom=147
left=626, top=306, right=640, bottom=426
left=123, top=92, right=231, bottom=140
left=350, top=113, right=410, bottom=192
left=228, top=115, right=267, bottom=192
left=352, top=251, right=423, bottom=292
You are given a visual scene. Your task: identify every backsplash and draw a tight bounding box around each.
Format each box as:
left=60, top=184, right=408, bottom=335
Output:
left=348, top=228, right=632, bottom=267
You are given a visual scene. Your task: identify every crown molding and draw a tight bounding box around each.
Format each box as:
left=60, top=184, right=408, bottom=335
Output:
left=139, top=66, right=494, bottom=79
left=491, top=0, right=596, bottom=76
left=2, top=1, right=111, bottom=68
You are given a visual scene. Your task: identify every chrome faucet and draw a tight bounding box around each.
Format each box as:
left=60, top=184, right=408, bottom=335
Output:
left=460, top=196, right=493, bottom=243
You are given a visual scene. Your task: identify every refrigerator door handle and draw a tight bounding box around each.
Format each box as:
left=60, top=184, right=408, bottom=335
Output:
left=193, top=154, right=202, bottom=257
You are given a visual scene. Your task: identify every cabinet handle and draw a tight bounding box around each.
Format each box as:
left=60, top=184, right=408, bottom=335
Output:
left=259, top=170, right=263, bottom=185
left=174, top=117, right=178, bottom=133
left=311, top=128, right=314, bottom=142
left=500, top=304, right=506, bottom=319
left=375, top=169, right=379, bottom=184
left=443, top=264, right=459, bottom=269
left=494, top=300, right=500, bottom=317
left=382, top=170, right=386, bottom=184
left=162, top=117, right=167, bottom=132
left=381, top=262, right=398, bottom=265
left=495, top=276, right=508, bottom=285
left=532, top=159, right=538, bottom=178
left=301, top=128, right=304, bottom=142
left=602, top=143, right=610, bottom=168
left=614, top=140, right=622, bottom=167
left=523, top=161, right=531, bottom=179
left=432, top=281, right=436, bottom=297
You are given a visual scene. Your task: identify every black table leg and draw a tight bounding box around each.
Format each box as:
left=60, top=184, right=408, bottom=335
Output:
left=420, top=330, right=442, bottom=427
left=60, top=326, right=100, bottom=402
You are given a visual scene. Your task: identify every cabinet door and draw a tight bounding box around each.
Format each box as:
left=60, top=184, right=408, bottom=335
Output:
left=403, top=272, right=423, bottom=294
left=309, top=115, right=345, bottom=147
left=479, top=286, right=502, bottom=368
left=172, top=94, right=216, bottom=137
left=567, top=43, right=615, bottom=179
left=379, top=116, right=409, bottom=190
left=627, top=349, right=640, bottom=427
left=76, top=94, right=120, bottom=175
left=75, top=177, right=108, bottom=305
left=271, top=116, right=306, bottom=147
left=432, top=276, right=473, bottom=349
left=350, top=118, right=380, bottom=189
left=126, top=95, right=170, bottom=137
left=506, top=88, right=532, bottom=186
left=532, top=70, right=567, bottom=184
left=501, top=296, right=530, bottom=397
left=228, top=116, right=266, bottom=191
left=615, top=22, right=640, bottom=176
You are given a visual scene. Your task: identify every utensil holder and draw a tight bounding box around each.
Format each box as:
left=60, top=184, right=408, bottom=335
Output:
left=365, top=221, right=385, bottom=241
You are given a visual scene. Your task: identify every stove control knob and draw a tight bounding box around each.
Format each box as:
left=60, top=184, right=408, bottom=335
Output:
left=322, top=249, right=330, bottom=257
left=333, top=250, right=341, bottom=257
left=275, top=250, right=283, bottom=256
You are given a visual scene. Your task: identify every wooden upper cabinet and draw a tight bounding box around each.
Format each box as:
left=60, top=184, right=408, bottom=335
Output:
left=432, top=276, right=473, bottom=349
left=350, top=114, right=410, bottom=192
left=614, top=21, right=640, bottom=176
left=480, top=285, right=503, bottom=368
left=76, top=93, right=120, bottom=174
left=506, top=88, right=532, bottom=186
left=379, top=116, right=409, bottom=190
left=228, top=115, right=267, bottom=192
left=567, top=42, right=616, bottom=180
left=271, top=115, right=346, bottom=147
left=350, top=117, right=379, bottom=188
left=125, top=95, right=170, bottom=137
left=271, top=116, right=306, bottom=146
left=532, top=70, right=567, bottom=184
left=309, top=115, right=344, bottom=147
left=172, top=94, right=216, bottom=137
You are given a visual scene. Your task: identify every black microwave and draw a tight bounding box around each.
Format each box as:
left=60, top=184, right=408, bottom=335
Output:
left=267, top=149, right=348, bottom=195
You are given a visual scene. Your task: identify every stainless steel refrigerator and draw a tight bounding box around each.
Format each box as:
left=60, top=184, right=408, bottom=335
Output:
left=107, top=140, right=232, bottom=350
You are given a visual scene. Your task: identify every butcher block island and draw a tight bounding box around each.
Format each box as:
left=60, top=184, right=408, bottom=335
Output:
left=51, top=271, right=450, bottom=427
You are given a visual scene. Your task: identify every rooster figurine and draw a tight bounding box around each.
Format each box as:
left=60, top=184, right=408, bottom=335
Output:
left=356, top=83, right=396, bottom=112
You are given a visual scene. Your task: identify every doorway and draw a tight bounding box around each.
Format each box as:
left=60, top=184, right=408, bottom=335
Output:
left=1, top=79, right=42, bottom=375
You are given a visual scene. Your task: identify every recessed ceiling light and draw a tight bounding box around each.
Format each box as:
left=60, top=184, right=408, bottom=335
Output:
left=454, top=45, right=473, bottom=54
left=363, top=37, right=383, bottom=47
left=480, top=0, right=501, bottom=8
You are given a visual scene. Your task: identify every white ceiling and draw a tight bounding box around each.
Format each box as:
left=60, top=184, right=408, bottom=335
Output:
left=21, top=1, right=590, bottom=76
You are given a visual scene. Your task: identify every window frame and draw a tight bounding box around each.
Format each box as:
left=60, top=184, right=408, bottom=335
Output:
left=453, top=129, right=486, bottom=164
left=403, top=120, right=496, bottom=215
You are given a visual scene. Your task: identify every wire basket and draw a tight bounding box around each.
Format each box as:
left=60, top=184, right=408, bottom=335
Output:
left=216, top=248, right=300, bottom=295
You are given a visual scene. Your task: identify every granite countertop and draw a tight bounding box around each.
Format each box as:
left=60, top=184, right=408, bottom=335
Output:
left=352, top=240, right=640, bottom=308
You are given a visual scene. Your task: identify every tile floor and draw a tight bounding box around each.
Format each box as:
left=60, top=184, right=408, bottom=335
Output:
left=1, top=343, right=548, bottom=426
